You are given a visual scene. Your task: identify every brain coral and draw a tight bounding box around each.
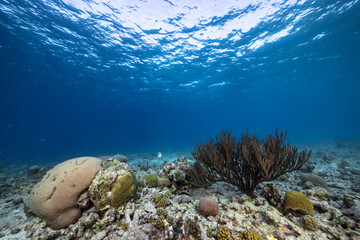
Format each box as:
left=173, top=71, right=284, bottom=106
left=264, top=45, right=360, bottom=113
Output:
left=284, top=191, right=315, bottom=216
left=199, top=197, right=219, bottom=216
left=28, top=157, right=102, bottom=229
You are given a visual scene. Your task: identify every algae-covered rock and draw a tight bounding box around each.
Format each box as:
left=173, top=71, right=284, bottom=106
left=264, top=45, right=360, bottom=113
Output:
left=306, top=187, right=330, bottom=201
left=284, top=191, right=315, bottom=216
left=263, top=183, right=281, bottom=207
left=301, top=215, right=318, bottom=231
left=321, top=152, right=334, bottom=163
left=343, top=194, right=356, bottom=208
left=301, top=174, right=328, bottom=189
left=88, top=159, right=136, bottom=212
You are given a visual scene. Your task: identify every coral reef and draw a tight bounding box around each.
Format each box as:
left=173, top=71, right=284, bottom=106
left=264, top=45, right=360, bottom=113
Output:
left=155, top=196, right=169, bottom=208
left=157, top=156, right=194, bottom=190
left=263, top=183, right=281, bottom=208
left=239, top=230, right=263, bottom=240
left=217, top=227, right=263, bottom=240
left=88, top=159, right=136, bottom=213
left=156, top=208, right=168, bottom=216
left=217, top=226, right=234, bottom=239
left=145, top=190, right=175, bottom=234
left=2, top=142, right=360, bottom=239
left=306, top=187, right=330, bottom=201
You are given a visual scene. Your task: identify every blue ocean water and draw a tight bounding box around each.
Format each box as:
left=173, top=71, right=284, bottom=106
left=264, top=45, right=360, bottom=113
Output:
left=0, top=0, right=359, bottom=165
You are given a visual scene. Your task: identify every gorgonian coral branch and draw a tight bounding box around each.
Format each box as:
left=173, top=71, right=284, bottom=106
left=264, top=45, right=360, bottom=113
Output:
left=190, top=129, right=311, bottom=197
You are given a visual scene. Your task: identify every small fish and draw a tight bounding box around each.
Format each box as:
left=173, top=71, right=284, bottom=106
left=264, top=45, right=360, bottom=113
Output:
left=157, top=152, right=162, bottom=158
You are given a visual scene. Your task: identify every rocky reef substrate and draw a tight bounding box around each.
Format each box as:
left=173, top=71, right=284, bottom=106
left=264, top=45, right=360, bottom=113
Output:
left=0, top=141, right=359, bottom=240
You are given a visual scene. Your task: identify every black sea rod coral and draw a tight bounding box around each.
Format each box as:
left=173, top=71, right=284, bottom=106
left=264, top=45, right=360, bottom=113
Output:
left=190, top=129, right=311, bottom=197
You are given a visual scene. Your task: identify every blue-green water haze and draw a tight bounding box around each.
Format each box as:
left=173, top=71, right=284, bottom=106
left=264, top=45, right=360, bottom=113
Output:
left=1, top=0, right=360, bottom=164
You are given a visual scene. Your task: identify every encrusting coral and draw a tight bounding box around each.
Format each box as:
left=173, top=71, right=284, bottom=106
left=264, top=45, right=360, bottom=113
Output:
left=151, top=191, right=174, bottom=231
left=111, top=172, right=136, bottom=208
left=144, top=174, right=158, bottom=188
left=217, top=227, right=263, bottom=240
left=156, top=216, right=165, bottom=229
left=189, top=129, right=311, bottom=197
left=156, top=208, right=168, bottom=216
left=217, top=226, right=232, bottom=239
left=239, top=230, right=263, bottom=240
left=155, top=193, right=170, bottom=208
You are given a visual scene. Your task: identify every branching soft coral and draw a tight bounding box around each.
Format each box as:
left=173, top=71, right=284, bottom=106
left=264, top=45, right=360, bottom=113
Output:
left=190, top=129, right=311, bottom=197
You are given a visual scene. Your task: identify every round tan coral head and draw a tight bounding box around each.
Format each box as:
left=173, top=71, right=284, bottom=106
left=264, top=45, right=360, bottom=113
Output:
left=283, top=190, right=315, bottom=216
left=199, top=197, right=219, bottom=216
left=28, top=157, right=102, bottom=230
